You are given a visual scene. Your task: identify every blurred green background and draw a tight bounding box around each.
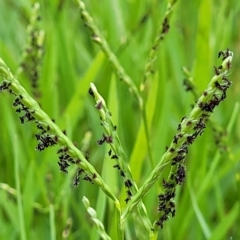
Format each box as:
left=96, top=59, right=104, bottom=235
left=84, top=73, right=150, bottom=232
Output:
left=0, top=0, right=240, bottom=239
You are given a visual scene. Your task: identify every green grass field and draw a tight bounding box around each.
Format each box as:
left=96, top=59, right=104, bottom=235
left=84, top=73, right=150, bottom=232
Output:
left=0, top=0, right=240, bottom=239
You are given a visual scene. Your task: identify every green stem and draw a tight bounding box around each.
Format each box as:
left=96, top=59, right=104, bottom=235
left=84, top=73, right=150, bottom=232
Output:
left=14, top=135, right=27, bottom=240
left=49, top=204, right=56, bottom=240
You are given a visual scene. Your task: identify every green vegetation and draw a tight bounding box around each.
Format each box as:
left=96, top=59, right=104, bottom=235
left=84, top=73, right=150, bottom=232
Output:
left=0, top=0, right=240, bottom=239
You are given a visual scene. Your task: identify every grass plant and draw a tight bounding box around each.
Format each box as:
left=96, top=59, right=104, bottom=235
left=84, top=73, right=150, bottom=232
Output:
left=0, top=0, right=240, bottom=239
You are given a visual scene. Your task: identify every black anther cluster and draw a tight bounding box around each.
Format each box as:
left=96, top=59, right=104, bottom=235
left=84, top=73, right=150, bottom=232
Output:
left=162, top=18, right=170, bottom=34
left=11, top=96, right=36, bottom=124
left=97, top=134, right=113, bottom=145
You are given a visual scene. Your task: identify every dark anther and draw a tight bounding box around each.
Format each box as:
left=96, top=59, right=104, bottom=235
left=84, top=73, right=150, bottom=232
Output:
left=173, top=136, right=179, bottom=145
left=218, top=48, right=230, bottom=61
left=155, top=220, right=163, bottom=229
left=178, top=144, right=188, bottom=154
left=75, top=159, right=81, bottom=164
left=83, top=175, right=94, bottom=184
left=13, top=98, right=21, bottom=107
left=162, top=17, right=170, bottom=34
left=19, top=116, right=25, bottom=124
left=158, top=194, right=166, bottom=201
left=214, top=66, right=221, bottom=75
left=218, top=50, right=224, bottom=58
left=108, top=149, right=112, bottom=156
left=175, top=165, right=186, bottom=185
left=198, top=102, right=204, bottom=109
left=183, top=79, right=193, bottom=92
left=201, top=98, right=220, bottom=113
left=113, top=164, right=120, bottom=169
left=158, top=191, right=174, bottom=202
left=78, top=169, right=84, bottom=175
left=125, top=179, right=133, bottom=188
left=53, top=135, right=59, bottom=142
left=178, top=133, right=183, bottom=139
left=162, top=179, right=175, bottom=189
left=62, top=147, right=68, bottom=152
left=58, top=160, right=69, bottom=174
left=181, top=116, right=186, bottom=123
left=194, top=118, right=206, bottom=131
left=171, top=155, right=185, bottom=165
left=97, top=136, right=106, bottom=145
left=35, top=134, right=57, bottom=151
left=215, top=81, right=223, bottom=91
left=201, top=113, right=210, bottom=119
left=73, top=176, right=80, bottom=186
left=36, top=123, right=44, bottom=131
left=67, top=158, right=75, bottom=164
left=111, top=154, right=118, bottom=159
left=220, top=91, right=227, bottom=101
left=127, top=190, right=132, bottom=197
left=9, top=89, right=16, bottom=95
left=22, top=106, right=28, bottom=111
left=105, top=135, right=113, bottom=143
left=186, top=135, right=195, bottom=144
left=73, top=168, right=84, bottom=186
left=85, top=152, right=89, bottom=161
left=35, top=133, right=41, bottom=140
left=97, top=134, right=112, bottom=145
left=218, top=66, right=223, bottom=72
left=173, top=135, right=178, bottom=144
left=95, top=100, right=103, bottom=110
left=169, top=201, right=175, bottom=208
left=120, top=170, right=125, bottom=177
left=169, top=148, right=175, bottom=153
left=0, top=81, right=11, bottom=91
left=57, top=148, right=63, bottom=154
left=226, top=60, right=231, bottom=70
left=222, top=76, right=231, bottom=85
left=88, top=88, right=94, bottom=97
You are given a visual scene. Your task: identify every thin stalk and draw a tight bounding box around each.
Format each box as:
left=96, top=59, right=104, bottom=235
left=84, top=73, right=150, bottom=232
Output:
left=49, top=204, right=56, bottom=240
left=141, top=0, right=178, bottom=92
left=13, top=135, right=27, bottom=240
